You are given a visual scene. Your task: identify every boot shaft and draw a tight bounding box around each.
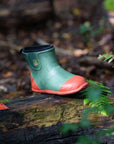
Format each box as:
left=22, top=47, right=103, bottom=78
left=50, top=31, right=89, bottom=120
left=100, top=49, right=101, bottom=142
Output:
left=21, top=44, right=88, bottom=94
left=22, top=45, right=58, bottom=71
left=21, top=45, right=74, bottom=91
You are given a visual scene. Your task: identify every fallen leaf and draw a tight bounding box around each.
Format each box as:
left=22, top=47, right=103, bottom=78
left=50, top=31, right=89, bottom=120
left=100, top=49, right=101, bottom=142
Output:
left=3, top=72, right=13, bottom=78
left=74, top=49, right=88, bottom=57
left=72, top=8, right=81, bottom=16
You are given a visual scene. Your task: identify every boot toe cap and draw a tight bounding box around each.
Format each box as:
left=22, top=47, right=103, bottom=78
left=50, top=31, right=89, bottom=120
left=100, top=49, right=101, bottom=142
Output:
left=59, top=75, right=88, bottom=93
left=0, top=103, right=9, bottom=110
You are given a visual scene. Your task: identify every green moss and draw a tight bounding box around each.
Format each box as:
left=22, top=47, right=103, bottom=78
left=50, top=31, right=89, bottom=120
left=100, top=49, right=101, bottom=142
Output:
left=21, top=105, right=63, bottom=127
left=20, top=99, right=84, bottom=127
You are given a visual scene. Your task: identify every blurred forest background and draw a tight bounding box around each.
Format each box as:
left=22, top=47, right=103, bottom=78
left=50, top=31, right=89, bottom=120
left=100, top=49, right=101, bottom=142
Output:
left=0, top=1, right=114, bottom=144
left=0, top=0, right=114, bottom=101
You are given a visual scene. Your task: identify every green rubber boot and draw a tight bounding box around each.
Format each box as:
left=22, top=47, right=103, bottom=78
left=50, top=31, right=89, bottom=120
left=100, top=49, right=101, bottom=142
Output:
left=21, top=45, right=88, bottom=95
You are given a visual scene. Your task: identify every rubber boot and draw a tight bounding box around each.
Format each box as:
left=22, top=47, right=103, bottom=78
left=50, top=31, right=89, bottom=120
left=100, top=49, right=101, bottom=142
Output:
left=0, top=103, right=9, bottom=110
left=21, top=45, right=88, bottom=95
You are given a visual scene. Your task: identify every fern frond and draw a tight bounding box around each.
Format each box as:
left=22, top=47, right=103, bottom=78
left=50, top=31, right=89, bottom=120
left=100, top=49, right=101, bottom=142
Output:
left=81, top=80, right=112, bottom=116
left=98, top=54, right=114, bottom=63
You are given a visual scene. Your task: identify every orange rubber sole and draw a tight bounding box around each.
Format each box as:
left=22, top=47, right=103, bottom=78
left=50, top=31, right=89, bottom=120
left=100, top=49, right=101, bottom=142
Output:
left=0, top=103, right=9, bottom=110
left=32, top=82, right=88, bottom=95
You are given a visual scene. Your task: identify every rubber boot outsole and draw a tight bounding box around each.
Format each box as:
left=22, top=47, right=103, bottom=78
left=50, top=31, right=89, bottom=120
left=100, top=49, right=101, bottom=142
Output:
left=32, top=82, right=88, bottom=95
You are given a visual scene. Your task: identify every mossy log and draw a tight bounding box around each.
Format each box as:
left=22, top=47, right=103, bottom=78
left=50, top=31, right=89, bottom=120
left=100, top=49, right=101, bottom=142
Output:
left=0, top=93, right=113, bottom=144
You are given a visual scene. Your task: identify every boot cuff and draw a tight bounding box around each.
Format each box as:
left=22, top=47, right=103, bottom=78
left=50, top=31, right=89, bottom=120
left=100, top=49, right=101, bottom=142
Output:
left=21, top=44, right=54, bottom=53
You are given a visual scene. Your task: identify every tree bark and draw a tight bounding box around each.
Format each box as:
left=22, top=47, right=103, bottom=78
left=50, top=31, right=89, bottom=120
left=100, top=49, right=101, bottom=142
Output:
left=0, top=93, right=113, bottom=144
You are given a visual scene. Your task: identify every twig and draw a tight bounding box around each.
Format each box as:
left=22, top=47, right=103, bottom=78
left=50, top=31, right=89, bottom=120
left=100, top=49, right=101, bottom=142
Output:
left=36, top=38, right=73, bottom=56
left=0, top=38, right=113, bottom=69
left=0, top=78, right=16, bottom=85
left=0, top=40, right=22, bottom=51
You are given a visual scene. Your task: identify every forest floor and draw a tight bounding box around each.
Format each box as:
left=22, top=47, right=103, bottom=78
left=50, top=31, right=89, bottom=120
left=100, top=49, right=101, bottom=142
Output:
left=0, top=2, right=114, bottom=143
left=0, top=15, right=114, bottom=101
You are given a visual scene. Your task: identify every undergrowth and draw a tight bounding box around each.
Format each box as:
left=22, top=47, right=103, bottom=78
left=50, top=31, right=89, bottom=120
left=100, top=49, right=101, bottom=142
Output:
left=60, top=54, right=114, bottom=144
left=104, top=0, right=114, bottom=11
left=98, top=53, right=114, bottom=63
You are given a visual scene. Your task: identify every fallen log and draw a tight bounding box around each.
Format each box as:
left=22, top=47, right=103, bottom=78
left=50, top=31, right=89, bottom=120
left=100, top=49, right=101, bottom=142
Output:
left=0, top=94, right=84, bottom=144
left=0, top=92, right=114, bottom=144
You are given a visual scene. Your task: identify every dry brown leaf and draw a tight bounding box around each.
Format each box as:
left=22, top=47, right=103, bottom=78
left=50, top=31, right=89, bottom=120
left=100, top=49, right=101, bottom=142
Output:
left=3, top=72, right=13, bottom=78
left=74, top=49, right=88, bottom=57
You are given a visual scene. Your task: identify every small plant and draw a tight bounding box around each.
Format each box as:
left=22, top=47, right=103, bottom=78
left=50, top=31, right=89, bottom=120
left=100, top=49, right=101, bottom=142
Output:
left=76, top=126, right=114, bottom=144
left=98, top=53, right=114, bottom=63
left=0, top=99, right=10, bottom=103
left=60, top=80, right=114, bottom=143
left=104, top=0, right=114, bottom=11
left=79, top=22, right=105, bottom=45
left=80, top=22, right=104, bottom=36
left=81, top=80, right=112, bottom=116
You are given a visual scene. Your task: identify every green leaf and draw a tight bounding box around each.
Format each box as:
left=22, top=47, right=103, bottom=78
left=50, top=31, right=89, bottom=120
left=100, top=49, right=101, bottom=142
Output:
left=81, top=80, right=112, bottom=116
left=76, top=135, right=99, bottom=144
left=84, top=98, right=89, bottom=105
left=98, top=53, right=114, bottom=63
left=104, top=0, right=114, bottom=11
left=0, top=99, right=10, bottom=103
left=103, top=104, right=114, bottom=114
left=60, top=123, right=78, bottom=134
left=80, top=25, right=88, bottom=34
left=100, top=127, right=114, bottom=136
left=80, top=119, right=90, bottom=128
left=100, top=110, right=108, bottom=116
